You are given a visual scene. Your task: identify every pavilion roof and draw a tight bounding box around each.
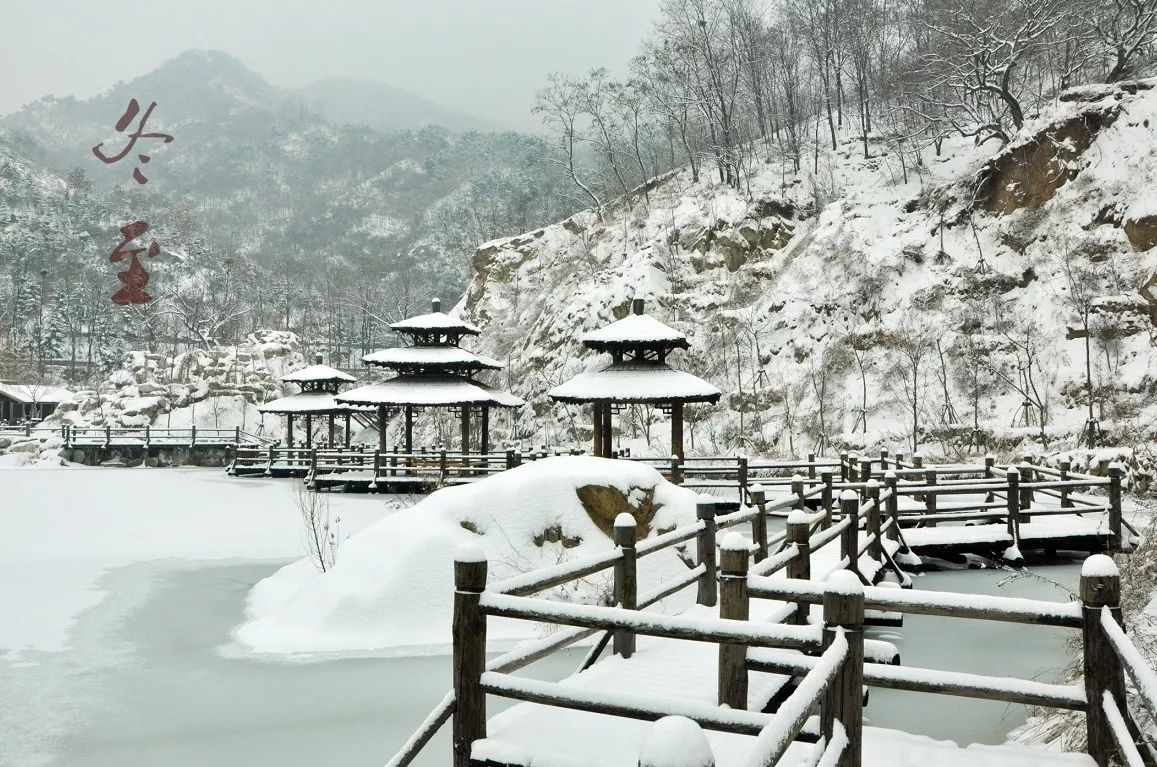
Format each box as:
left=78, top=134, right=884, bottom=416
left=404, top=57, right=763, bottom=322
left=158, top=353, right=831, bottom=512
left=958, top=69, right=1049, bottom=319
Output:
left=582, top=313, right=689, bottom=351
left=390, top=310, right=481, bottom=336
left=548, top=362, right=721, bottom=405
left=362, top=346, right=502, bottom=370
left=0, top=383, right=74, bottom=403
left=258, top=392, right=372, bottom=415
left=336, top=373, right=524, bottom=408
left=281, top=364, right=357, bottom=384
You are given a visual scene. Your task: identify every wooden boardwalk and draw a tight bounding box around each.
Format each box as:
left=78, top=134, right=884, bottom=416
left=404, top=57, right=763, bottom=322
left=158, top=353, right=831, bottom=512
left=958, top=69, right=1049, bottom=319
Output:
left=384, top=471, right=1154, bottom=767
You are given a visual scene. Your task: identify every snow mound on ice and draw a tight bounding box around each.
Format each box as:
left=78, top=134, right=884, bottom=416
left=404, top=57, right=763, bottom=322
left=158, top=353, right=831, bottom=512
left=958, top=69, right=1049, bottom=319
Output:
left=233, top=456, right=701, bottom=656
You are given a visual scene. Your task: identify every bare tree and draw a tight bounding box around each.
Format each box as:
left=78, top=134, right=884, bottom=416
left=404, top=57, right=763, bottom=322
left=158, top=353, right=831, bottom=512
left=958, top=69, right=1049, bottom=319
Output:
left=294, top=483, right=341, bottom=573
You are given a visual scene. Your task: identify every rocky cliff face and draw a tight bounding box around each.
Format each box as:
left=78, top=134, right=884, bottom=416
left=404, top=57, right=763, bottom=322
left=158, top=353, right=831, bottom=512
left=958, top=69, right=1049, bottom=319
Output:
left=459, top=80, right=1157, bottom=465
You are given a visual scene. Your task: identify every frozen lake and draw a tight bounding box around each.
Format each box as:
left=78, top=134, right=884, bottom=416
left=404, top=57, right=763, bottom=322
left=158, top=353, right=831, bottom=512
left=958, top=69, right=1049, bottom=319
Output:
left=0, top=467, right=1087, bottom=765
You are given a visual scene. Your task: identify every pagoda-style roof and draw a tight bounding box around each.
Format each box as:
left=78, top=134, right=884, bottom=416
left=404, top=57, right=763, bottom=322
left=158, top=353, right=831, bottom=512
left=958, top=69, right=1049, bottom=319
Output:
left=258, top=392, right=372, bottom=415
left=583, top=312, right=689, bottom=352
left=549, top=363, right=720, bottom=405
left=362, top=346, right=502, bottom=372
left=282, top=364, right=357, bottom=384
left=336, top=374, right=524, bottom=408
left=390, top=298, right=480, bottom=337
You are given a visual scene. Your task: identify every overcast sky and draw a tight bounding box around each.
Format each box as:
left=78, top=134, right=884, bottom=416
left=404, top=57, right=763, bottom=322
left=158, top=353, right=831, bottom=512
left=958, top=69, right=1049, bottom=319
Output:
left=1, top=0, right=662, bottom=130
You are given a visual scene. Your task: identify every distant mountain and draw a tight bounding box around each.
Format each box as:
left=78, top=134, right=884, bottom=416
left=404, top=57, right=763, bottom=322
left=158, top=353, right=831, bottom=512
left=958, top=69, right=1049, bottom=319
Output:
left=292, top=77, right=507, bottom=133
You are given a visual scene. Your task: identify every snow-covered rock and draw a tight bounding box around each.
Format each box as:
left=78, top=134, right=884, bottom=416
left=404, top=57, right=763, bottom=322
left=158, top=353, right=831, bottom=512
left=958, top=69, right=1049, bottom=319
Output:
left=233, top=456, right=701, bottom=656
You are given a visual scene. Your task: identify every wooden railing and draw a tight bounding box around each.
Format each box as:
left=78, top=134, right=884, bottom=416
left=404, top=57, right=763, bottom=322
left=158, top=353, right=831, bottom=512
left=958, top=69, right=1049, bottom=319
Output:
left=63, top=424, right=274, bottom=449
left=385, top=478, right=1153, bottom=767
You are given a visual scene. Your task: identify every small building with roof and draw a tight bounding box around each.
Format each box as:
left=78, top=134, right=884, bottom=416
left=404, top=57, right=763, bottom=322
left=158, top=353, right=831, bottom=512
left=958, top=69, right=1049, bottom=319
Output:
left=258, top=356, right=364, bottom=448
left=336, top=298, right=524, bottom=453
left=0, top=383, right=75, bottom=423
left=549, top=299, right=720, bottom=458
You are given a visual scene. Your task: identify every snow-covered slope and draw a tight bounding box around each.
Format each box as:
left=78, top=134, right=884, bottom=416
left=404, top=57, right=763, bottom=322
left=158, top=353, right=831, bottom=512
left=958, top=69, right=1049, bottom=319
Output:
left=234, top=457, right=700, bottom=656
left=460, top=81, right=1157, bottom=463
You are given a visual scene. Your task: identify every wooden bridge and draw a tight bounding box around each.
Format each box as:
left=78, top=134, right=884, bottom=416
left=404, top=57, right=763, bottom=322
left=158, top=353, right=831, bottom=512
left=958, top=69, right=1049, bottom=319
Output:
left=386, top=489, right=1154, bottom=767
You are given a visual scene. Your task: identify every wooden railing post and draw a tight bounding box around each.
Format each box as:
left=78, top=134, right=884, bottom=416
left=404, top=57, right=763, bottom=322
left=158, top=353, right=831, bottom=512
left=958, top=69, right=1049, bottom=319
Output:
left=847, top=454, right=859, bottom=483
left=912, top=453, right=923, bottom=471
left=505, top=449, right=515, bottom=470
left=439, top=447, right=448, bottom=482
left=1081, top=555, right=1123, bottom=767
left=865, top=480, right=882, bottom=561
left=190, top=424, right=197, bottom=447
left=234, top=426, right=241, bottom=446
left=1019, top=457, right=1033, bottom=518
left=613, top=513, right=638, bottom=658
left=718, top=532, right=750, bottom=708
left=883, top=472, right=900, bottom=545
left=1005, top=467, right=1021, bottom=542
left=144, top=424, right=151, bottom=448
left=671, top=454, right=684, bottom=485
left=786, top=510, right=812, bottom=624
left=104, top=424, right=111, bottom=449
left=859, top=457, right=872, bottom=487
left=839, top=491, right=860, bottom=574
left=308, top=448, right=317, bottom=482
left=791, top=474, right=805, bottom=511
left=823, top=571, right=864, bottom=767
left=984, top=454, right=996, bottom=503
left=748, top=484, right=769, bottom=563
left=839, top=452, right=849, bottom=482
left=924, top=468, right=938, bottom=528
left=370, top=449, right=381, bottom=491
left=821, top=469, right=834, bottom=529
left=452, top=549, right=488, bottom=767
left=1108, top=465, right=1124, bottom=552
left=696, top=499, right=718, bottom=607
left=807, top=452, right=816, bottom=480
left=1059, top=460, right=1073, bottom=509
left=737, top=456, right=749, bottom=505
left=879, top=448, right=889, bottom=471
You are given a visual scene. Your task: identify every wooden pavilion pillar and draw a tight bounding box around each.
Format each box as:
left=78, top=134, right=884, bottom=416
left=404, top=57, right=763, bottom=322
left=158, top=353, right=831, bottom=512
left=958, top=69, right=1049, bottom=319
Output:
left=602, top=402, right=614, bottom=457
left=592, top=403, right=602, bottom=456
left=327, top=413, right=335, bottom=447
left=404, top=406, right=414, bottom=453
left=671, top=401, right=684, bottom=460
left=461, top=406, right=471, bottom=453
left=286, top=413, right=294, bottom=447
left=377, top=404, right=387, bottom=452
left=304, top=414, right=313, bottom=449
left=343, top=412, right=352, bottom=448
left=480, top=407, right=489, bottom=453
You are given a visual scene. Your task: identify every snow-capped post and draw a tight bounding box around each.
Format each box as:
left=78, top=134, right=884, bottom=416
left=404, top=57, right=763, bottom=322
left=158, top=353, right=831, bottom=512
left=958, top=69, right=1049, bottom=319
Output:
left=820, top=469, right=834, bottom=530
left=847, top=454, right=859, bottom=483
left=638, top=716, right=715, bottom=767
left=104, top=424, right=111, bottom=449
left=923, top=469, right=938, bottom=528
left=839, top=452, right=849, bottom=482
left=343, top=412, right=351, bottom=449
left=807, top=452, right=816, bottom=479
left=748, top=484, right=769, bottom=563
left=822, top=570, right=864, bottom=767
left=452, top=546, right=488, bottom=767
left=883, top=472, right=900, bottom=545
left=839, top=490, right=860, bottom=577
left=786, top=510, right=811, bottom=624
left=1005, top=467, right=1021, bottom=541
left=1108, top=465, right=1124, bottom=552
left=369, top=450, right=380, bottom=490
left=439, top=447, right=448, bottom=482
left=791, top=474, right=805, bottom=510
left=504, top=449, right=515, bottom=470
left=859, top=457, right=872, bottom=487
left=613, top=513, right=638, bottom=658
left=1059, top=460, right=1073, bottom=509
left=1080, top=554, right=1124, bottom=767
left=265, top=443, right=275, bottom=476
left=912, top=453, right=923, bottom=470
left=189, top=424, right=197, bottom=447
left=879, top=448, right=889, bottom=471
left=718, top=532, right=750, bottom=708
left=696, top=498, right=718, bottom=607
left=865, top=480, right=882, bottom=561
left=670, top=454, right=683, bottom=485
left=234, top=425, right=241, bottom=447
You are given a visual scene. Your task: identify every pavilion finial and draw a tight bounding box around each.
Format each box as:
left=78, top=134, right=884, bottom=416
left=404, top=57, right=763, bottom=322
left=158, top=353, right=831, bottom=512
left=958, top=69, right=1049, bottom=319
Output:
left=432, top=297, right=442, bottom=313
left=632, top=298, right=645, bottom=316
left=313, top=352, right=324, bottom=365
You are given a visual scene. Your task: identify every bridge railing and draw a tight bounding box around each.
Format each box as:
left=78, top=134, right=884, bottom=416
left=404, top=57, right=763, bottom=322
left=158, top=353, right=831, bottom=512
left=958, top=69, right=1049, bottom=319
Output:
left=63, top=424, right=273, bottom=448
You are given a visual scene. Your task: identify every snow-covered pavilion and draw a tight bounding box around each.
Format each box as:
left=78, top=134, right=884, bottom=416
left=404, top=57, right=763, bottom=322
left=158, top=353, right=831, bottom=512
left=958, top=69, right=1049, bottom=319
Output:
left=258, top=359, right=362, bottom=448
left=549, top=299, right=720, bottom=459
left=336, top=299, right=523, bottom=453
